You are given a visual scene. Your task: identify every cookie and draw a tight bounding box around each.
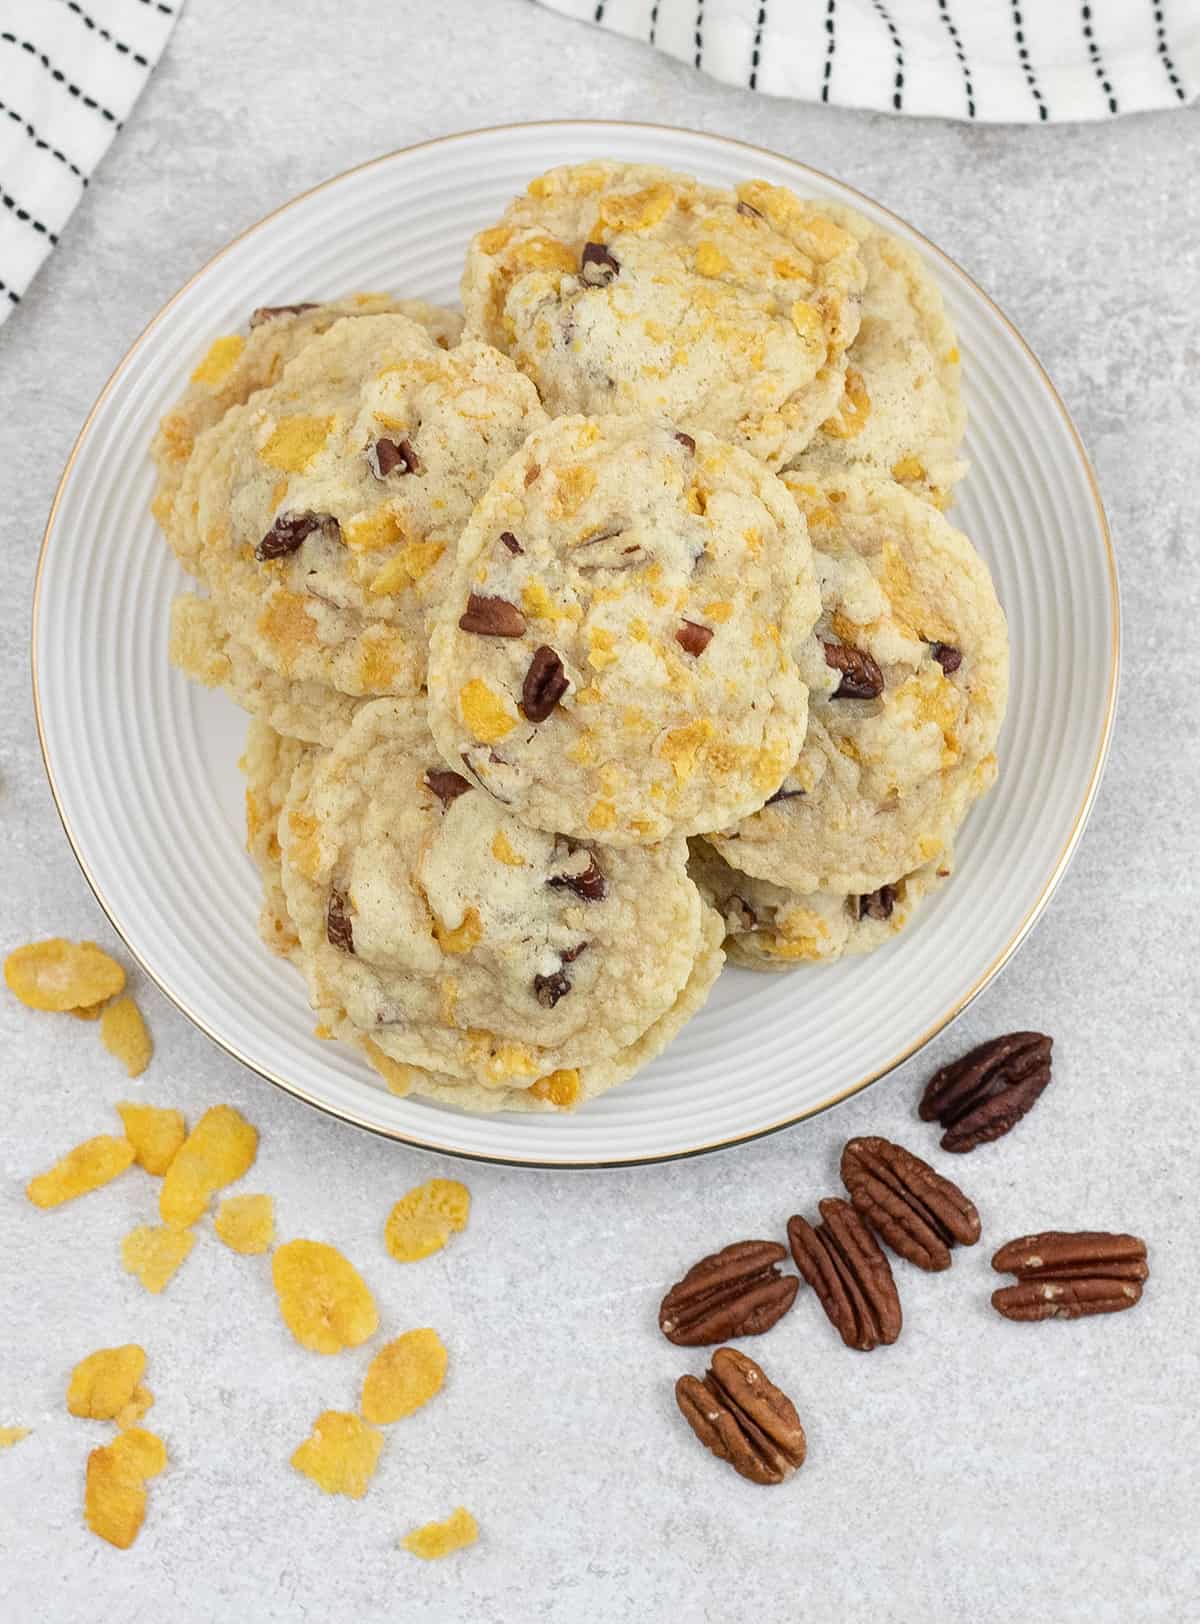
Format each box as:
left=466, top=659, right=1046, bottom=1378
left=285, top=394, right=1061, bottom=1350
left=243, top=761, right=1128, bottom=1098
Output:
left=180, top=314, right=547, bottom=700
left=795, top=203, right=966, bottom=507
left=278, top=698, right=717, bottom=1093
left=462, top=162, right=866, bottom=466
left=426, top=415, right=819, bottom=845
left=708, top=472, right=1007, bottom=895
left=240, top=719, right=314, bottom=959
left=689, top=838, right=952, bottom=972
left=152, top=294, right=462, bottom=564
left=171, top=595, right=364, bottom=746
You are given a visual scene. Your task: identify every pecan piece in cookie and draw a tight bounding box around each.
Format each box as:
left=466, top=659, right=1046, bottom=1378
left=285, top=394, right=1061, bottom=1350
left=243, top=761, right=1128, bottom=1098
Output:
left=547, top=848, right=606, bottom=902
left=367, top=436, right=420, bottom=479
left=822, top=640, right=884, bottom=700
left=930, top=641, right=962, bottom=674
left=326, top=888, right=355, bottom=955
left=249, top=302, right=319, bottom=327
left=256, top=511, right=339, bottom=561
left=787, top=1198, right=901, bottom=1350
left=858, top=885, right=897, bottom=921
left=533, top=971, right=571, bottom=1009
left=659, top=1240, right=798, bottom=1347
left=920, top=1031, right=1053, bottom=1153
left=499, top=529, right=524, bottom=554
left=675, top=620, right=714, bottom=657
left=991, top=1232, right=1148, bottom=1322
left=425, top=769, right=472, bottom=809
left=840, top=1137, right=980, bottom=1272
left=580, top=241, right=620, bottom=286
left=458, top=594, right=527, bottom=637
left=675, top=1347, right=806, bottom=1486
left=522, top=646, right=569, bottom=722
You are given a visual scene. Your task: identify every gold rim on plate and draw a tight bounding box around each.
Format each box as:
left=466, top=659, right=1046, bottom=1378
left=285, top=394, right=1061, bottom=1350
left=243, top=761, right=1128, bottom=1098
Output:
left=30, top=120, right=1120, bottom=1167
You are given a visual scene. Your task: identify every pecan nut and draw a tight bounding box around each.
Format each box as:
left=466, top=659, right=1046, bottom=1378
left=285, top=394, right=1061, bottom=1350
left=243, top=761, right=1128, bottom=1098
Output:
left=919, top=1031, right=1053, bottom=1152
left=991, top=1231, right=1148, bottom=1322
left=522, top=645, right=569, bottom=721
left=840, top=1136, right=980, bottom=1272
left=659, top=1240, right=798, bottom=1346
left=458, top=593, right=527, bottom=637
left=823, top=640, right=884, bottom=700
left=675, top=1346, right=806, bottom=1486
left=787, top=1198, right=901, bottom=1350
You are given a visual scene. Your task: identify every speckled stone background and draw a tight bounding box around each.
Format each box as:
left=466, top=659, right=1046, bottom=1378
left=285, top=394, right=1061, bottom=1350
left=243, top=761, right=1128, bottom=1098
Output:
left=1, top=4, right=1197, bottom=1620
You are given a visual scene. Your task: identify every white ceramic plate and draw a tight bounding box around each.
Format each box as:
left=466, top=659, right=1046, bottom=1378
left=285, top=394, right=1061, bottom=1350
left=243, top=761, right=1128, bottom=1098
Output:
left=33, top=122, right=1118, bottom=1166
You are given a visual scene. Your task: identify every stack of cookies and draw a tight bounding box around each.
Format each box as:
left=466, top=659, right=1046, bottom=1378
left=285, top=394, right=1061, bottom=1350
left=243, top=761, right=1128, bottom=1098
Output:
left=151, top=161, right=1008, bottom=1115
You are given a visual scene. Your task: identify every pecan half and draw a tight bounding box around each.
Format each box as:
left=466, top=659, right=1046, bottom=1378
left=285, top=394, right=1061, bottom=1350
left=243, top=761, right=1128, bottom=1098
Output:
left=249, top=302, right=319, bottom=327
left=920, top=1031, right=1053, bottom=1152
left=367, top=436, right=419, bottom=478
left=674, top=431, right=697, bottom=453
left=458, top=594, right=526, bottom=637
left=659, top=1240, right=798, bottom=1346
left=736, top=200, right=764, bottom=221
left=326, top=888, right=354, bottom=954
left=533, top=971, right=571, bottom=1009
left=675, top=1347, right=806, bottom=1486
left=930, top=641, right=962, bottom=675
left=676, top=620, right=714, bottom=657
left=787, top=1198, right=901, bottom=1350
left=522, top=645, right=568, bottom=721
left=823, top=641, right=884, bottom=700
left=499, top=529, right=524, bottom=553
left=580, top=241, right=619, bottom=286
left=256, top=511, right=338, bottom=561
left=425, top=768, right=471, bottom=808
left=840, top=1137, right=980, bottom=1272
left=991, top=1231, right=1148, bottom=1322
left=858, top=885, right=897, bottom=922
left=548, top=850, right=606, bottom=902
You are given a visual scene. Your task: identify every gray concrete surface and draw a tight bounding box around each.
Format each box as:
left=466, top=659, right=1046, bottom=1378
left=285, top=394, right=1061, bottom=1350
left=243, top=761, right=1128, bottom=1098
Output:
left=1, top=3, right=1197, bottom=1620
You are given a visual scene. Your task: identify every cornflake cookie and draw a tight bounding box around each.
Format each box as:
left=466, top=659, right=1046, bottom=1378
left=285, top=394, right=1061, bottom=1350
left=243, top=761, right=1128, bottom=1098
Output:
left=427, top=416, right=818, bottom=845
left=797, top=202, right=966, bottom=507
left=689, top=838, right=952, bottom=971
left=171, top=594, right=364, bottom=747
left=151, top=293, right=462, bottom=562
left=241, top=719, right=314, bottom=958
left=709, top=472, right=1007, bottom=896
left=279, top=696, right=721, bottom=1097
left=463, top=161, right=865, bottom=466
left=178, top=314, right=547, bottom=700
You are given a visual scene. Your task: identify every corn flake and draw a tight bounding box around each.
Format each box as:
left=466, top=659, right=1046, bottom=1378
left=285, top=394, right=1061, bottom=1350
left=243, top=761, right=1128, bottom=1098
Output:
left=384, top=1179, right=470, bottom=1264
left=100, top=996, right=153, bottom=1077
left=122, top=1224, right=196, bottom=1294
left=27, top=1134, right=135, bottom=1209
left=361, top=1328, right=447, bottom=1424
left=159, top=1104, right=258, bottom=1226
left=116, top=1386, right=155, bottom=1430
left=214, top=1193, right=275, bottom=1255
left=272, top=1239, right=378, bottom=1354
left=5, top=939, right=125, bottom=1011
left=291, top=1410, right=382, bottom=1499
left=402, top=1506, right=479, bottom=1560
left=116, top=1102, right=186, bottom=1176
left=84, top=1426, right=167, bottom=1550
left=0, top=1427, right=31, bottom=1449
left=67, top=1345, right=146, bottom=1421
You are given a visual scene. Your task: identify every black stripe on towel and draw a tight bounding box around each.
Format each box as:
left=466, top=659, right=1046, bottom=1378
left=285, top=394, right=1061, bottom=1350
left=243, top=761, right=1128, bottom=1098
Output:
left=58, top=0, right=151, bottom=68
left=593, top=2, right=606, bottom=21
left=2, top=187, right=60, bottom=244
left=1010, top=3, right=1049, bottom=120
left=136, top=1, right=175, bottom=13
left=1151, top=1, right=1188, bottom=101
left=694, top=1, right=704, bottom=69
left=869, top=0, right=905, bottom=111
left=0, top=33, right=122, bottom=125
left=935, top=0, right=976, bottom=118
left=0, top=278, right=21, bottom=306
left=0, top=98, right=88, bottom=181
left=1080, top=4, right=1118, bottom=113
left=820, top=0, right=837, bottom=104
left=749, top=2, right=768, bottom=89
left=649, top=1, right=660, bottom=47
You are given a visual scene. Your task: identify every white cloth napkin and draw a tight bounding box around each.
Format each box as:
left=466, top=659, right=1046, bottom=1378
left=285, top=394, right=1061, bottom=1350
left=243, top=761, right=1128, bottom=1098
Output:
left=0, top=0, right=183, bottom=327
left=536, top=0, right=1198, bottom=122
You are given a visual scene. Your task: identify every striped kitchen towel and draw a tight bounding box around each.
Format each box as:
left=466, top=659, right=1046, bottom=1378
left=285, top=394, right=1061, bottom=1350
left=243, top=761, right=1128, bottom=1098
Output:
left=0, top=0, right=183, bottom=327
left=537, top=0, right=1197, bottom=122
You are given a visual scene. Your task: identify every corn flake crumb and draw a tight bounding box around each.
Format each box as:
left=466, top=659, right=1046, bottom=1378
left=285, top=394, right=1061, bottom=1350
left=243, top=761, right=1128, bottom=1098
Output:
left=214, top=1193, right=275, bottom=1255
left=190, top=334, right=244, bottom=388
left=159, top=1104, right=258, bottom=1227
left=5, top=939, right=125, bottom=1011
left=272, top=1239, right=379, bottom=1353
left=27, top=1134, right=135, bottom=1209
left=84, top=1426, right=166, bottom=1550
left=99, top=996, right=153, bottom=1077
left=116, top=1386, right=155, bottom=1430
left=116, top=1102, right=186, bottom=1177
left=291, top=1410, right=383, bottom=1499
left=361, top=1329, right=448, bottom=1424
left=402, top=1506, right=479, bottom=1560
left=384, top=1179, right=470, bottom=1264
left=0, top=1426, right=30, bottom=1449
left=67, top=1345, right=146, bottom=1421
left=122, top=1224, right=196, bottom=1294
